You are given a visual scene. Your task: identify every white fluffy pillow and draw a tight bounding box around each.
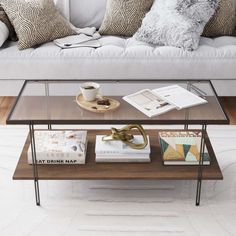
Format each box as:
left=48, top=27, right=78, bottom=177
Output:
left=134, top=0, right=219, bottom=50
left=0, top=21, right=9, bottom=47
left=54, top=0, right=70, bottom=20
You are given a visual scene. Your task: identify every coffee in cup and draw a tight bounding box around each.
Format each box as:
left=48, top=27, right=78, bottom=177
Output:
left=80, top=82, right=100, bottom=102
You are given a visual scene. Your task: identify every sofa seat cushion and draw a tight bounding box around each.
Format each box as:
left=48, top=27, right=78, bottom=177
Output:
left=0, top=36, right=236, bottom=80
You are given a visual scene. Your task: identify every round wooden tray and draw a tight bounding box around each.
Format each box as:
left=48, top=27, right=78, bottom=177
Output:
left=75, top=94, right=120, bottom=113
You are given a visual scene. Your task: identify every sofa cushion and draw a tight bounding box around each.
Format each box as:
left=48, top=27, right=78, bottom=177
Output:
left=0, top=0, right=76, bottom=50
left=70, top=0, right=106, bottom=29
left=0, top=36, right=236, bottom=81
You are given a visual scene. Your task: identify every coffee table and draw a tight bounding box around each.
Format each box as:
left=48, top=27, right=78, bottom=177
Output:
left=6, top=80, right=229, bottom=206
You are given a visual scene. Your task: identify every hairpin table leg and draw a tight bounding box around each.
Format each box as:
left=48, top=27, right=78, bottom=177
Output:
left=29, top=122, right=40, bottom=206
left=45, top=81, right=52, bottom=131
left=184, top=124, right=189, bottom=130
left=196, top=123, right=207, bottom=206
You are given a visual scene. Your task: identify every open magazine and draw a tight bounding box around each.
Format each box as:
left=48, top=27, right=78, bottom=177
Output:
left=54, top=34, right=101, bottom=49
left=123, top=85, right=207, bottom=118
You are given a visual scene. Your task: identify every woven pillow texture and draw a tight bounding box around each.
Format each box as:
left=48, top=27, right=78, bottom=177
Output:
left=99, top=0, right=154, bottom=37
left=0, top=0, right=75, bottom=49
left=203, top=0, right=235, bottom=37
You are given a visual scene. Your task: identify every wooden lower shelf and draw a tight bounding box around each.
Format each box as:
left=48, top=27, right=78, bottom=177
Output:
left=13, top=130, right=223, bottom=180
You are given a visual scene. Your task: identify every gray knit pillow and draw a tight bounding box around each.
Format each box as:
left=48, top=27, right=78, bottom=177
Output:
left=99, top=0, right=154, bottom=37
left=135, top=0, right=219, bottom=51
left=0, top=0, right=76, bottom=50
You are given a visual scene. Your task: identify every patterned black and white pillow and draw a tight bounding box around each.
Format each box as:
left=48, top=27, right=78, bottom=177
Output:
left=0, top=0, right=76, bottom=50
left=99, top=0, right=154, bottom=37
left=203, top=0, right=236, bottom=37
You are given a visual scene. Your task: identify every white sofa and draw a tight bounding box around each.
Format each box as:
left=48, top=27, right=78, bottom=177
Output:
left=0, top=0, right=236, bottom=96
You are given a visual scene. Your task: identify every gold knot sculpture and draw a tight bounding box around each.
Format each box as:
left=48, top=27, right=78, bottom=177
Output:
left=102, top=124, right=148, bottom=149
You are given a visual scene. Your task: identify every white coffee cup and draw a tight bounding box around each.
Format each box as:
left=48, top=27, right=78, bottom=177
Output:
left=80, top=82, right=100, bottom=102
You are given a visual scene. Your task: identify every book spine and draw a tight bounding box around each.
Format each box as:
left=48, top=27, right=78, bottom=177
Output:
left=163, top=161, right=210, bottom=166
left=95, top=151, right=150, bottom=155
left=27, top=150, right=86, bottom=164
left=96, top=158, right=150, bottom=163
left=95, top=154, right=150, bottom=163
left=28, top=158, right=86, bottom=165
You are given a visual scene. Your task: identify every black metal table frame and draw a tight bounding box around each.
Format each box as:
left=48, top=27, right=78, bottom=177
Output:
left=7, top=79, right=229, bottom=206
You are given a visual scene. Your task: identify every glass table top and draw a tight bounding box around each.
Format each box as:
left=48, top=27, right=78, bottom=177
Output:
left=7, top=80, right=229, bottom=125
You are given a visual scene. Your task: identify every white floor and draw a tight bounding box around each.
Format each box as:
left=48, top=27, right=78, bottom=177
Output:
left=0, top=125, right=236, bottom=236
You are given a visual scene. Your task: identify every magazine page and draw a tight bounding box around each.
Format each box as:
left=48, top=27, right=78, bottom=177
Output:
left=153, top=85, right=207, bottom=110
left=123, top=89, right=176, bottom=117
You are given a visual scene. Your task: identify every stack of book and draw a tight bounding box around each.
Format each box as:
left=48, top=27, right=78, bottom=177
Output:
left=27, top=130, right=87, bottom=164
left=95, top=135, right=151, bottom=162
left=159, top=131, right=210, bottom=165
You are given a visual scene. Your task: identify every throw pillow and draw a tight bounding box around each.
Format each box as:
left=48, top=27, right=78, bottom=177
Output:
left=134, top=0, right=219, bottom=51
left=234, top=17, right=236, bottom=36
left=0, top=20, right=8, bottom=47
left=203, top=0, right=235, bottom=37
left=0, top=0, right=76, bottom=50
left=0, top=6, right=17, bottom=41
left=54, top=0, right=70, bottom=20
left=99, top=0, right=154, bottom=37
left=70, top=0, right=107, bottom=29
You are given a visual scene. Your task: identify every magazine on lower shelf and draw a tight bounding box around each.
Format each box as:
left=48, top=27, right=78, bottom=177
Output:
left=27, top=130, right=87, bottom=164
left=159, top=131, right=210, bottom=165
left=123, top=85, right=207, bottom=117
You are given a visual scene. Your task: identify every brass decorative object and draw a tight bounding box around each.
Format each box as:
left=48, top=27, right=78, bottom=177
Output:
left=102, top=124, right=148, bottom=149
